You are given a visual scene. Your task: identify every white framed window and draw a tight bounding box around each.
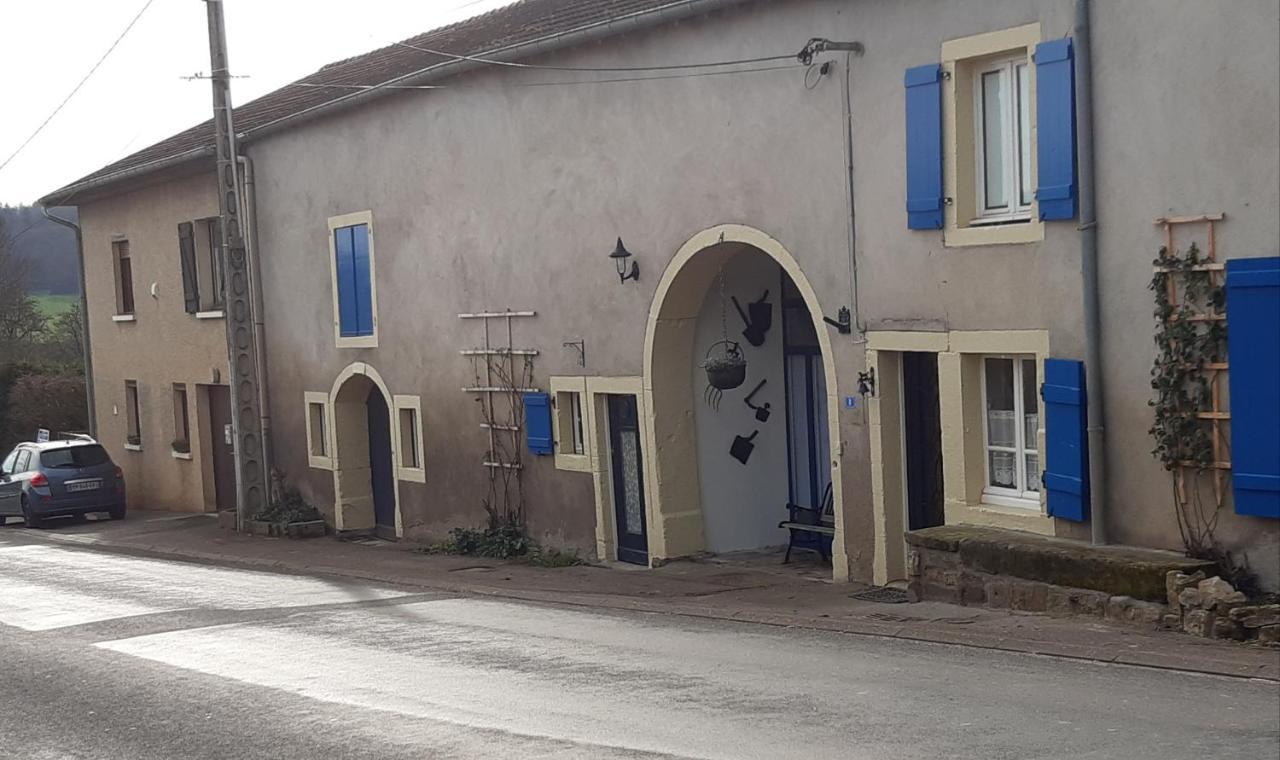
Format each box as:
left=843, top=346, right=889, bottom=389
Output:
left=304, top=392, right=333, bottom=470
left=981, top=355, right=1040, bottom=507
left=973, top=55, right=1033, bottom=224
left=393, top=395, right=425, bottom=483
left=113, top=240, right=136, bottom=317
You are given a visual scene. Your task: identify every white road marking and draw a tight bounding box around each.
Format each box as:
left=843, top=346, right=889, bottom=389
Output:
left=0, top=543, right=408, bottom=631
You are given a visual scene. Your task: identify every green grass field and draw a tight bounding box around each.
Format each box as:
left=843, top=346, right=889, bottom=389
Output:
left=32, top=292, right=78, bottom=320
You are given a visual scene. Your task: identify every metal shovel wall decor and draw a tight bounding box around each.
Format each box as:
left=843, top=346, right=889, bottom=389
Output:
left=731, top=290, right=773, bottom=347
left=729, top=430, right=759, bottom=465
left=743, top=378, right=771, bottom=422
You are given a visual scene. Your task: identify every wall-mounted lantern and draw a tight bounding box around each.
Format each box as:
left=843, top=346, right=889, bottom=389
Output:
left=609, top=237, right=640, bottom=283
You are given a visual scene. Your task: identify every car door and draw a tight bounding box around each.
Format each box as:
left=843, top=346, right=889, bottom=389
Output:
left=0, top=448, right=23, bottom=515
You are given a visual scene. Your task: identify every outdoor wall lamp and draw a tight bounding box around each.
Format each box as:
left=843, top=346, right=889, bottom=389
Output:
left=609, top=237, right=640, bottom=283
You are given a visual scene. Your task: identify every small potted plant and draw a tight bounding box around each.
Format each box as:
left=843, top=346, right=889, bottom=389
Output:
left=171, top=438, right=190, bottom=454
left=700, top=340, right=747, bottom=390
left=247, top=488, right=327, bottom=538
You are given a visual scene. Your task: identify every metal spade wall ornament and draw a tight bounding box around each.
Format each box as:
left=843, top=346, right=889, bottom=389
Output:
left=701, top=264, right=747, bottom=408
left=743, top=378, right=771, bottom=422
left=731, top=290, right=773, bottom=347
left=730, top=430, right=759, bottom=465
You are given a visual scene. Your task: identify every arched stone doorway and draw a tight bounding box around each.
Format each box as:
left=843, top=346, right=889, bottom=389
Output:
left=329, top=362, right=401, bottom=537
left=641, top=225, right=847, bottom=578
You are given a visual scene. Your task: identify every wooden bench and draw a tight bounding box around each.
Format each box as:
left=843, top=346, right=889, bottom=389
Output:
left=779, top=482, right=834, bottom=563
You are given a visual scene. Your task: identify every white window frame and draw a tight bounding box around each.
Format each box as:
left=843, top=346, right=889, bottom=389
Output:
left=980, top=354, right=1040, bottom=508
left=393, top=395, right=425, bottom=483
left=326, top=211, right=378, bottom=349
left=304, top=391, right=333, bottom=470
left=973, top=55, right=1033, bottom=225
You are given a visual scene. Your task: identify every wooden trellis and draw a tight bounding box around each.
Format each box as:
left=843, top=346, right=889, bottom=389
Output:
left=1153, top=212, right=1230, bottom=509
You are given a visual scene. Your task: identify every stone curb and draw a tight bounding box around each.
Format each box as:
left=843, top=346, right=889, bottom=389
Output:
left=20, top=530, right=1280, bottom=683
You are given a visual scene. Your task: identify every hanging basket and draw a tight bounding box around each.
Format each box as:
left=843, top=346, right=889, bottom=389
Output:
left=701, top=340, right=747, bottom=390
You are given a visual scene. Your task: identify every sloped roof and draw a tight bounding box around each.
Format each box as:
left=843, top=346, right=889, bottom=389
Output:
left=43, top=0, right=748, bottom=205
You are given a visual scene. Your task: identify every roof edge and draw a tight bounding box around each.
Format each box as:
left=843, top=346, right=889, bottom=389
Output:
left=38, top=146, right=214, bottom=208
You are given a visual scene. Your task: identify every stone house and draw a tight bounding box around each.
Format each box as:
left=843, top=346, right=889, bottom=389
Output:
left=41, top=0, right=1280, bottom=589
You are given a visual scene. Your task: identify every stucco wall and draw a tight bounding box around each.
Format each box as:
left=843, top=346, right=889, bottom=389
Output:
left=692, top=248, right=791, bottom=553
left=78, top=172, right=228, bottom=513
left=1092, top=0, right=1280, bottom=587
left=242, top=0, right=1278, bottom=579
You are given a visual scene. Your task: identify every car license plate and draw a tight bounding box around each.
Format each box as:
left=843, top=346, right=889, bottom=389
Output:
left=66, top=480, right=101, bottom=492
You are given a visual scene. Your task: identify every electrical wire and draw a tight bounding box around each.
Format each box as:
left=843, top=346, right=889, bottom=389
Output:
left=289, top=62, right=800, bottom=92
left=0, top=0, right=156, bottom=175
left=392, top=40, right=796, bottom=72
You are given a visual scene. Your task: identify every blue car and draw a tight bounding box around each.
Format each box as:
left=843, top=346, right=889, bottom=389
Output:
left=0, top=439, right=127, bottom=527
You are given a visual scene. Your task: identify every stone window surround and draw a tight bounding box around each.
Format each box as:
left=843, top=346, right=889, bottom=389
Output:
left=304, top=391, right=333, bottom=470
left=326, top=210, right=379, bottom=349
left=392, top=394, right=426, bottom=483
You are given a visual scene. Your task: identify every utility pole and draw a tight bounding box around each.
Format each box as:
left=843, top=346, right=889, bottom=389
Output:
left=205, top=0, right=267, bottom=529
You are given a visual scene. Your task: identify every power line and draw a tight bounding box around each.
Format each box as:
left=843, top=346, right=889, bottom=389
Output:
left=289, top=61, right=800, bottom=93
left=393, top=40, right=797, bottom=72
left=0, top=0, right=156, bottom=176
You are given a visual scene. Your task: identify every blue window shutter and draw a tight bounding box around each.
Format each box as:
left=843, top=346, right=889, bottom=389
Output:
left=351, top=224, right=374, bottom=336
left=524, top=392, right=553, bottom=455
left=1226, top=257, right=1280, bottom=519
left=1042, top=358, right=1089, bottom=521
left=904, top=64, right=944, bottom=230
left=334, top=226, right=359, bottom=337
left=1034, top=39, right=1077, bottom=221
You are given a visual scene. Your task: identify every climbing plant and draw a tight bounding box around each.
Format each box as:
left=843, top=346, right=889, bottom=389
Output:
left=1147, top=242, right=1237, bottom=567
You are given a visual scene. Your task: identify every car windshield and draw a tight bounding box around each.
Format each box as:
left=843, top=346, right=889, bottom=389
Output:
left=39, top=445, right=111, bottom=469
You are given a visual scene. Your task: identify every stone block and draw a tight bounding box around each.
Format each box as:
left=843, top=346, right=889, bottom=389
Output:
left=1183, top=608, right=1216, bottom=638
left=959, top=573, right=987, bottom=605
left=1047, top=587, right=1107, bottom=618
left=1230, top=605, right=1280, bottom=628
left=985, top=579, right=1012, bottom=609
left=1161, top=613, right=1182, bottom=630
left=1178, top=587, right=1204, bottom=610
left=1257, top=624, right=1280, bottom=646
left=920, top=582, right=960, bottom=605
left=1212, top=591, right=1249, bottom=616
left=1167, top=570, right=1206, bottom=610
left=1213, top=617, right=1245, bottom=641
left=1197, top=576, right=1237, bottom=606
left=1010, top=581, right=1050, bottom=612
left=1105, top=596, right=1162, bottom=626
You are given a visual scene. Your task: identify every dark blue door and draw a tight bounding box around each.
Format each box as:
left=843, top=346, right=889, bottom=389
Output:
left=608, top=395, right=648, bottom=565
left=366, top=388, right=396, bottom=530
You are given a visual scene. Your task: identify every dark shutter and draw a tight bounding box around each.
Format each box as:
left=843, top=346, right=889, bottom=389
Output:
left=178, top=222, right=199, bottom=313
left=1042, top=358, right=1089, bottom=521
left=1226, top=257, right=1280, bottom=519
left=524, top=392, right=553, bottom=455
left=904, top=64, right=945, bottom=230
left=1033, top=39, right=1077, bottom=221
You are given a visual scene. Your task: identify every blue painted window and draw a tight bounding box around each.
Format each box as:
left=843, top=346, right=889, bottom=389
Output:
left=904, top=64, right=944, bottom=230
left=1033, top=39, right=1078, bottom=221
left=1226, top=257, right=1280, bottom=519
left=334, top=223, right=373, bottom=337
left=1042, top=358, right=1089, bottom=522
left=524, top=392, right=553, bottom=456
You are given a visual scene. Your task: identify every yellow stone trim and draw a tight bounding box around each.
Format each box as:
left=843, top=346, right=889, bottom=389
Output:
left=327, top=361, right=402, bottom=537
left=865, top=329, right=1057, bottom=585
left=392, top=394, right=426, bottom=483
left=327, top=210, right=379, bottom=349
left=941, top=23, right=1044, bottom=248
left=573, top=376, right=646, bottom=563
left=643, top=223, right=848, bottom=580
left=303, top=391, right=334, bottom=470
left=549, top=376, right=592, bottom=473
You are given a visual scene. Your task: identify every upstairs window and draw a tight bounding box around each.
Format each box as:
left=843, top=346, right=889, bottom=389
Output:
left=974, top=56, right=1033, bottom=224
left=179, top=219, right=225, bottom=314
left=113, top=240, right=135, bottom=316
left=328, top=212, right=377, bottom=347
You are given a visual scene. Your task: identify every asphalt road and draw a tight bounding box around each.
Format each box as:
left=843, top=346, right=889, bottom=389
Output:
left=1, top=532, right=1277, bottom=760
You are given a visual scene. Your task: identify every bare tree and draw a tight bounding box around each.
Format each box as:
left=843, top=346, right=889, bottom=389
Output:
left=0, top=218, right=48, bottom=357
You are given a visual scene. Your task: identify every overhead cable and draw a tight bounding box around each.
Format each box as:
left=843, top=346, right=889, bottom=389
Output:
left=392, top=40, right=797, bottom=72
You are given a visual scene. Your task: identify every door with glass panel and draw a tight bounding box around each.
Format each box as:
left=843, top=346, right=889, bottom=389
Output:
left=982, top=356, right=1041, bottom=508
left=607, top=395, right=648, bottom=565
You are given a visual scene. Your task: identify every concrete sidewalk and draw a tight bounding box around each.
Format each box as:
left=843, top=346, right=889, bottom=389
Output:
left=11, top=510, right=1279, bottom=682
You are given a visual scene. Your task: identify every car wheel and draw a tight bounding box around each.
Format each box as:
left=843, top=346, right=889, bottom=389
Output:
left=21, top=496, right=42, bottom=529
left=109, top=504, right=127, bottom=521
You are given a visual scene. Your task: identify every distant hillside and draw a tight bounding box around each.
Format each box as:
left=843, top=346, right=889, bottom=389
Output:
left=0, top=204, right=79, bottom=295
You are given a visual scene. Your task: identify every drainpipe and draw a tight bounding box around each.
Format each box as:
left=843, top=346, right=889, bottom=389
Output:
left=238, top=154, right=273, bottom=497
left=41, top=207, right=96, bottom=439
left=1074, top=0, right=1107, bottom=545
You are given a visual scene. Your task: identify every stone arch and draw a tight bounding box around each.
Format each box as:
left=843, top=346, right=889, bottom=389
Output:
left=329, top=362, right=402, bottom=536
left=641, top=224, right=847, bottom=577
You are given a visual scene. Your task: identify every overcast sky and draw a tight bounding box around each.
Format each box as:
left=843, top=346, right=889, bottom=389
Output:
left=0, top=0, right=517, bottom=205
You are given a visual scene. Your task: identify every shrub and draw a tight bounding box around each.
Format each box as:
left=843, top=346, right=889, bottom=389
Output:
left=251, top=488, right=323, bottom=524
